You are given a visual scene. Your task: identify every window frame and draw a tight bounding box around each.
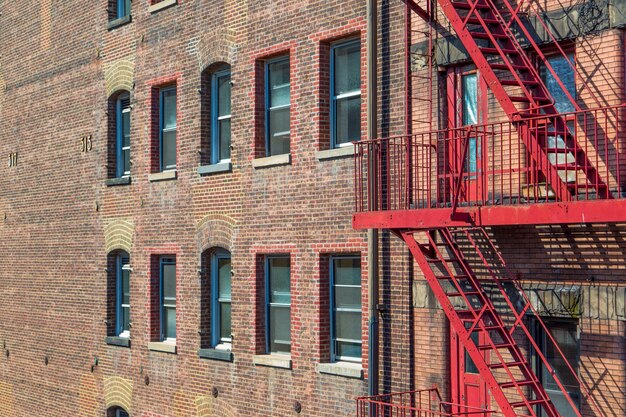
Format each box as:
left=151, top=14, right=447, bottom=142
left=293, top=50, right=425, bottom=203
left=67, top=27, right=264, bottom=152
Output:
left=211, top=249, right=232, bottom=347
left=264, top=56, right=291, bottom=157
left=265, top=255, right=291, bottom=354
left=115, top=93, right=131, bottom=178
left=329, top=255, right=362, bottom=363
left=115, top=254, right=131, bottom=338
left=530, top=317, right=581, bottom=417
left=159, top=256, right=176, bottom=342
left=159, top=86, right=177, bottom=172
left=330, top=39, right=362, bottom=149
left=211, top=69, right=232, bottom=164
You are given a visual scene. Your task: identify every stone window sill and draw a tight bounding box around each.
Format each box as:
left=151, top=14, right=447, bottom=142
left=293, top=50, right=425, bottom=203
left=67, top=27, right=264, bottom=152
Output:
left=198, top=162, right=232, bottom=176
left=316, top=146, right=354, bottom=161
left=251, top=154, right=291, bottom=169
left=148, top=0, right=177, bottom=13
left=106, top=176, right=131, bottom=186
left=107, top=15, right=132, bottom=30
left=317, top=362, right=363, bottom=379
left=252, top=354, right=292, bottom=369
left=148, top=341, right=177, bottom=354
left=148, top=170, right=177, bottom=182
left=104, top=336, right=131, bottom=348
left=198, top=348, right=234, bottom=362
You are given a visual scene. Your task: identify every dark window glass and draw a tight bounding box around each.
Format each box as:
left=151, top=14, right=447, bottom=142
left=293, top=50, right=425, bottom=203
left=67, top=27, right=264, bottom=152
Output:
left=267, top=256, right=291, bottom=354
left=266, top=58, right=290, bottom=156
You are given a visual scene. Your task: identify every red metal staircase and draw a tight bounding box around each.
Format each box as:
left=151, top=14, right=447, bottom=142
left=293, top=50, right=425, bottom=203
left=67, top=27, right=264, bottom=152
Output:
left=400, top=227, right=583, bottom=417
left=435, top=0, right=612, bottom=201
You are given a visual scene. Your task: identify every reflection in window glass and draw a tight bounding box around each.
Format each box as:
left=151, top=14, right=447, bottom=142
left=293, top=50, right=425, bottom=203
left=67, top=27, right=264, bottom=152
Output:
left=266, top=58, right=290, bottom=156
left=331, top=256, right=362, bottom=361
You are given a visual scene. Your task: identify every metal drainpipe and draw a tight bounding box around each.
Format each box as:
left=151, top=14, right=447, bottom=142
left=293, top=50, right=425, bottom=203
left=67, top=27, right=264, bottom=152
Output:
left=366, top=0, right=379, bottom=402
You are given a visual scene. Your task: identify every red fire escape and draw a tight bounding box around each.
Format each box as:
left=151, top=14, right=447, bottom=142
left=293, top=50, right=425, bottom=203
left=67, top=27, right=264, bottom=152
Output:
left=354, top=0, right=625, bottom=415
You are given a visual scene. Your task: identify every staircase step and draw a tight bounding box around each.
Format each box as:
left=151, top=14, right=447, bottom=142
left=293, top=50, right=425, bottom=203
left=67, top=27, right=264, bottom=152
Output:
left=511, top=399, right=550, bottom=408
left=466, top=16, right=499, bottom=24
left=470, top=31, right=509, bottom=40
left=500, top=79, right=538, bottom=86
left=446, top=290, right=481, bottom=297
left=510, top=95, right=551, bottom=103
left=545, top=147, right=576, bottom=154
left=490, top=63, right=531, bottom=71
left=480, top=47, right=519, bottom=55
left=553, top=163, right=579, bottom=170
left=451, top=1, right=490, bottom=9
left=488, top=361, right=525, bottom=369
left=478, top=342, right=513, bottom=350
left=436, top=274, right=471, bottom=280
left=500, top=379, right=538, bottom=389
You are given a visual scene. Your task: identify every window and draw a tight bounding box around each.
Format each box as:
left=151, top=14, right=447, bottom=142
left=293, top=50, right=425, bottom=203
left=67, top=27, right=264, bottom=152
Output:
left=160, top=257, right=176, bottom=341
left=331, top=40, right=361, bottom=148
left=266, top=256, right=291, bottom=354
left=211, top=250, right=232, bottom=347
left=116, top=254, right=131, bottom=337
left=212, top=70, right=231, bottom=164
left=159, top=87, right=177, bottom=171
left=109, top=0, right=130, bottom=21
left=541, top=53, right=576, bottom=114
left=265, top=57, right=290, bottom=156
left=107, top=407, right=130, bottom=417
left=462, top=72, right=478, bottom=174
left=532, top=319, right=580, bottom=417
left=116, top=93, right=131, bottom=178
left=330, top=256, right=362, bottom=361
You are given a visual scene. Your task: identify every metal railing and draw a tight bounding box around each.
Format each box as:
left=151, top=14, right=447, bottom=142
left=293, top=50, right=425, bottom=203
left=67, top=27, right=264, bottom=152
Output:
left=356, top=387, right=497, bottom=417
left=355, top=105, right=626, bottom=213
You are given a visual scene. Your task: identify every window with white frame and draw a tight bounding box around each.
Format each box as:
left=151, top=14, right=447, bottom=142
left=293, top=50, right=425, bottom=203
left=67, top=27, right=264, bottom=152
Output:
left=265, top=57, right=290, bottom=156
left=116, top=254, right=131, bottom=338
left=266, top=256, right=291, bottom=354
left=160, top=257, right=176, bottom=342
left=531, top=318, right=580, bottom=417
left=330, top=256, right=362, bottom=361
left=116, top=93, right=131, bottom=178
left=211, top=249, right=232, bottom=347
left=212, top=70, right=231, bottom=164
left=159, top=87, right=177, bottom=171
left=331, top=40, right=361, bottom=148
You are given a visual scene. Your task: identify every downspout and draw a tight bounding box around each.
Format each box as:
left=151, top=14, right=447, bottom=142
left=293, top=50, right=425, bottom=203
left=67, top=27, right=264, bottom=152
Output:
left=366, top=0, right=379, bottom=402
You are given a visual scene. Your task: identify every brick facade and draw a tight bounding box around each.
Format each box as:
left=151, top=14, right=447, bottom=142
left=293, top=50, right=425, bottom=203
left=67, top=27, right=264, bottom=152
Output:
left=0, top=0, right=407, bottom=416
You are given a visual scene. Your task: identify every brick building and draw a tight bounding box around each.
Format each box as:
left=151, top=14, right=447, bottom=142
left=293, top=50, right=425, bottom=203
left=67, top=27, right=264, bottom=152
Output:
left=0, top=1, right=624, bottom=417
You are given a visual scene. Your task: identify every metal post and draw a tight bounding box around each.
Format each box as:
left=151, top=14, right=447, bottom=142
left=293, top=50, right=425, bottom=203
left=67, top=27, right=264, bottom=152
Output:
left=366, top=0, right=379, bottom=409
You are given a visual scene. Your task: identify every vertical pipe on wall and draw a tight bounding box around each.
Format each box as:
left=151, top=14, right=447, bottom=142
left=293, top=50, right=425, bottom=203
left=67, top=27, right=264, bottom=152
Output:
left=366, top=0, right=379, bottom=402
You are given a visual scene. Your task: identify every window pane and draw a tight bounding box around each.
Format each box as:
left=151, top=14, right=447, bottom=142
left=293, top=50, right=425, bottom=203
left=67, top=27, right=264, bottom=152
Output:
left=164, top=307, right=176, bottom=339
left=465, top=137, right=478, bottom=174
left=122, top=269, right=130, bottom=305
left=269, top=257, right=290, bottom=304
left=334, top=42, right=361, bottom=95
left=269, top=59, right=290, bottom=108
left=335, top=286, right=361, bottom=309
left=336, top=310, right=361, bottom=341
left=163, top=263, right=176, bottom=300
left=543, top=55, right=576, bottom=114
left=123, top=149, right=130, bottom=175
left=162, top=89, right=177, bottom=128
left=269, top=107, right=290, bottom=137
left=218, top=74, right=231, bottom=117
left=269, top=305, right=291, bottom=353
left=219, top=119, right=231, bottom=161
left=117, top=0, right=127, bottom=18
left=465, top=330, right=480, bottom=374
left=121, top=306, right=130, bottom=333
left=269, top=133, right=290, bottom=156
left=462, top=74, right=478, bottom=126
left=337, top=341, right=362, bottom=359
left=122, top=112, right=130, bottom=145
left=336, top=96, right=361, bottom=145
left=544, top=323, right=579, bottom=390
left=220, top=302, right=231, bottom=341
left=334, top=258, right=361, bottom=285
left=218, top=257, right=231, bottom=299
left=162, top=130, right=176, bottom=169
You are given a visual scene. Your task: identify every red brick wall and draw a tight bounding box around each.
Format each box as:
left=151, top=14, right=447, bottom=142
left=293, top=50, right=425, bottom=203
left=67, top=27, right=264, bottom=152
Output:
left=0, top=1, right=409, bottom=417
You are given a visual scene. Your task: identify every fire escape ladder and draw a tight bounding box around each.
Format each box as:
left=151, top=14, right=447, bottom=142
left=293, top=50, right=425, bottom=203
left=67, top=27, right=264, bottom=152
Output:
left=432, top=0, right=612, bottom=200
left=401, top=227, right=584, bottom=417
